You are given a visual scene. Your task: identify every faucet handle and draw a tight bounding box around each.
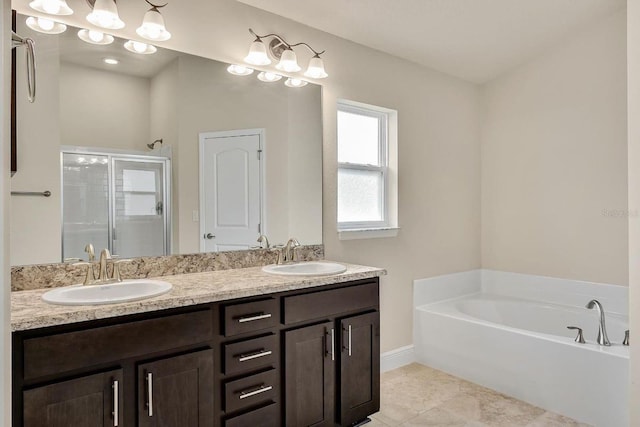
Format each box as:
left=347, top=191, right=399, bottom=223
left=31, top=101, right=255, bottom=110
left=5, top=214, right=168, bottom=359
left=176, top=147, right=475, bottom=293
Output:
left=111, top=259, right=129, bottom=282
left=270, top=245, right=285, bottom=264
left=84, top=244, right=95, bottom=262
left=623, top=330, right=629, bottom=346
left=72, top=261, right=95, bottom=286
left=567, top=326, right=586, bottom=344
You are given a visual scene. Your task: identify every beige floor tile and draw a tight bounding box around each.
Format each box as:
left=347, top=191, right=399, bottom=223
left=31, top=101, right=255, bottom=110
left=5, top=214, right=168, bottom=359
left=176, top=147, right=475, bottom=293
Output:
left=399, top=407, right=471, bottom=426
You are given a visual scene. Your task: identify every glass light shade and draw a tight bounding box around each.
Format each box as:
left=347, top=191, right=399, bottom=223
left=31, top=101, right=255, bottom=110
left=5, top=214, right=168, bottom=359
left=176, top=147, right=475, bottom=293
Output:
left=275, top=49, right=301, bottom=72
left=124, top=40, right=157, bottom=54
left=244, top=40, right=271, bottom=65
left=257, top=72, right=282, bottom=83
left=87, top=0, right=125, bottom=30
left=136, top=8, right=171, bottom=42
left=304, top=56, right=328, bottom=79
left=77, top=29, right=114, bottom=45
left=29, top=0, right=73, bottom=16
left=26, top=16, right=67, bottom=34
left=227, top=64, right=254, bottom=76
left=284, top=78, right=308, bottom=88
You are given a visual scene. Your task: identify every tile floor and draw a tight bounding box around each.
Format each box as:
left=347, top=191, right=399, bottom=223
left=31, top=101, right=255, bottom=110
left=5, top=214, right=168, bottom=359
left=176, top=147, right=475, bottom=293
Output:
left=370, top=363, right=590, bottom=426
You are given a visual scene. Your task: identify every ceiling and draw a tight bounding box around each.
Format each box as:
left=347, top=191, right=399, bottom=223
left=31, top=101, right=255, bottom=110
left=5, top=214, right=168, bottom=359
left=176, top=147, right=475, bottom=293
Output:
left=235, top=0, right=626, bottom=83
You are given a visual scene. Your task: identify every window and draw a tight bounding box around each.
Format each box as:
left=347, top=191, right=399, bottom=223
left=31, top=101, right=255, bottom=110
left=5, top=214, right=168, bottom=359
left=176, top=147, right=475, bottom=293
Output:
left=337, top=100, right=398, bottom=237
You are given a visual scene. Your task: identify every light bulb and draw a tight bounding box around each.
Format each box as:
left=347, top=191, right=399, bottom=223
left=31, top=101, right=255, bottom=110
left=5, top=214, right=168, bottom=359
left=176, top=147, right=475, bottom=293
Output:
left=37, top=17, right=54, bottom=30
left=304, top=56, right=328, bottom=79
left=124, top=40, right=157, bottom=55
left=276, top=49, right=301, bottom=73
left=244, top=40, right=271, bottom=66
left=87, top=0, right=125, bottom=30
left=26, top=16, right=67, bottom=34
left=88, top=30, right=104, bottom=42
left=133, top=41, right=147, bottom=53
left=104, top=58, right=119, bottom=65
left=257, top=72, right=282, bottom=83
left=136, top=7, right=171, bottom=41
left=227, top=64, right=254, bottom=76
left=42, top=0, right=61, bottom=14
left=284, top=78, right=308, bottom=88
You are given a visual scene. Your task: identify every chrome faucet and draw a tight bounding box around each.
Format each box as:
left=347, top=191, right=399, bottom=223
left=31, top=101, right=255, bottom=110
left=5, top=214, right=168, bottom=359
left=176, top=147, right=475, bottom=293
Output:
left=98, top=248, right=112, bottom=281
left=586, top=299, right=611, bottom=346
left=283, top=238, right=301, bottom=263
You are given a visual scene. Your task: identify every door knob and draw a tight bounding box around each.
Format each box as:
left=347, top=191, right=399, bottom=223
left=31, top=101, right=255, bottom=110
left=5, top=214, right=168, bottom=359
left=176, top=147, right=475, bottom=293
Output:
left=204, top=233, right=215, bottom=239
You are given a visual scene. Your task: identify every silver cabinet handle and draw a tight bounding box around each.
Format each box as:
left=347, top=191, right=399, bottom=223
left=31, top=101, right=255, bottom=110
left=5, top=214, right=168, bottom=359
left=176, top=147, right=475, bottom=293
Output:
left=348, top=324, right=352, bottom=356
left=146, top=372, right=153, bottom=417
left=112, top=380, right=119, bottom=427
left=239, top=385, right=273, bottom=400
left=328, top=328, right=335, bottom=361
left=238, top=350, right=272, bottom=362
left=342, top=325, right=352, bottom=356
left=238, top=313, right=272, bottom=323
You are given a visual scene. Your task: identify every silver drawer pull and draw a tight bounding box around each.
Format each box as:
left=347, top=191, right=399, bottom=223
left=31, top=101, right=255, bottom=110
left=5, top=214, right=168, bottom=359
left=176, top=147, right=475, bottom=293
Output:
left=112, top=380, right=119, bottom=427
left=239, top=385, right=273, bottom=399
left=238, top=313, right=272, bottom=323
left=238, top=350, right=272, bottom=362
left=146, top=372, right=153, bottom=417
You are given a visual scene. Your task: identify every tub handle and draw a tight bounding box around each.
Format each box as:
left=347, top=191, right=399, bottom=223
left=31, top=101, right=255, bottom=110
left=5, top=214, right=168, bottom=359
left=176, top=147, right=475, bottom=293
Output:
left=623, top=330, right=629, bottom=346
left=567, top=326, right=586, bottom=344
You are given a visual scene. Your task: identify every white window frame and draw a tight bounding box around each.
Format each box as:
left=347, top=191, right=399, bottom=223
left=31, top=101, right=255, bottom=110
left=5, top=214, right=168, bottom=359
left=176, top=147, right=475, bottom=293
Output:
left=337, top=101, right=390, bottom=231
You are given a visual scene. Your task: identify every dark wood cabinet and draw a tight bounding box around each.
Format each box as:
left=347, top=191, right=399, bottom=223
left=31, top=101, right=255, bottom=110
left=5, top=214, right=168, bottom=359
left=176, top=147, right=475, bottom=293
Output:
left=283, top=283, right=380, bottom=427
left=13, top=277, right=380, bottom=427
left=23, top=369, right=123, bottom=427
left=284, top=321, right=335, bottom=427
left=138, top=350, right=214, bottom=427
left=339, top=312, right=380, bottom=426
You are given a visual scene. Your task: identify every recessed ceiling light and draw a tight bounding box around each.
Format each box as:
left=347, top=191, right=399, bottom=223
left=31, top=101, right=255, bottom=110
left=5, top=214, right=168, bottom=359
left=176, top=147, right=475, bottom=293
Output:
left=103, top=58, right=119, bottom=65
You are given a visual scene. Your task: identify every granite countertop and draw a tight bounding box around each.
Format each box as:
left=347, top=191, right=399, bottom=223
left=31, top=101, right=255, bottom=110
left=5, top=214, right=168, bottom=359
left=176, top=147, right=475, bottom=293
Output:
left=11, top=262, right=386, bottom=332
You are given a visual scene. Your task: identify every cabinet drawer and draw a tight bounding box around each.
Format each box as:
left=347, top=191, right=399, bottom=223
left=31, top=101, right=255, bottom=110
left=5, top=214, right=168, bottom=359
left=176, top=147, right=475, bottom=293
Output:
left=223, top=298, right=279, bottom=337
left=224, top=334, right=278, bottom=375
left=23, top=309, right=212, bottom=381
left=283, top=282, right=378, bottom=324
left=224, top=402, right=279, bottom=427
left=224, top=369, right=278, bottom=413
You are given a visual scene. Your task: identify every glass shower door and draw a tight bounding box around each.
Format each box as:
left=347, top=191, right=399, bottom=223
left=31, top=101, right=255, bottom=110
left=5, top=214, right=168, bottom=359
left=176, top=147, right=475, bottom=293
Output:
left=112, top=158, right=169, bottom=258
left=62, top=153, right=110, bottom=260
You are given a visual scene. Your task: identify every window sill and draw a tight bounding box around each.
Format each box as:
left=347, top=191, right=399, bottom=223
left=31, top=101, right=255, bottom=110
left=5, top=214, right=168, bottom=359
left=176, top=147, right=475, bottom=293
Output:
left=337, top=227, right=400, bottom=241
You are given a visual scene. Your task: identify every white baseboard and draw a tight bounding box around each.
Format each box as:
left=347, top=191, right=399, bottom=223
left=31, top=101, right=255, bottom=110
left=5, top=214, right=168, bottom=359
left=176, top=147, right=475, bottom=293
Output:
left=380, top=345, right=415, bottom=373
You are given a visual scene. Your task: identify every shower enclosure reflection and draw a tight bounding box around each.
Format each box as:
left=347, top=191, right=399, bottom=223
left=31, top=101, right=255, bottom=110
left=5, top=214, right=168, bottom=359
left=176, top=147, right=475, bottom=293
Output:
left=62, top=150, right=170, bottom=260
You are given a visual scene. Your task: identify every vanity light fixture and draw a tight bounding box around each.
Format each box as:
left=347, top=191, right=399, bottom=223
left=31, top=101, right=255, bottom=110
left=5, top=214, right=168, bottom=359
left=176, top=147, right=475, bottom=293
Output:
left=77, top=28, right=114, bottom=45
left=227, top=64, right=254, bottom=76
left=103, top=57, right=119, bottom=65
left=243, top=28, right=328, bottom=79
left=136, top=0, right=171, bottom=42
left=86, top=0, right=125, bottom=30
left=29, top=0, right=73, bottom=16
left=257, top=72, right=282, bottom=83
left=284, top=78, right=308, bottom=88
left=124, top=40, right=157, bottom=54
left=26, top=16, right=67, bottom=34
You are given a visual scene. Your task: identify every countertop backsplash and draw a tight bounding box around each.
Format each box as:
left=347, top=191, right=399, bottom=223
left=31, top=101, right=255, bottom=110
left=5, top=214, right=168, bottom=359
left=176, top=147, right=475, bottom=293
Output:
left=11, top=245, right=324, bottom=291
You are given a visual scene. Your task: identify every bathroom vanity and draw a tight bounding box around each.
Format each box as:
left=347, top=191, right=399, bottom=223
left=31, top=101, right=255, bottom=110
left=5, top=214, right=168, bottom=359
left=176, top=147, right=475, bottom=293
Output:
left=11, top=264, right=383, bottom=427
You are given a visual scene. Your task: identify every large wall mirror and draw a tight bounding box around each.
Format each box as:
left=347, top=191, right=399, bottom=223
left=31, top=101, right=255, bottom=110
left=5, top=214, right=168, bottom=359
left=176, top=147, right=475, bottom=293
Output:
left=10, top=14, right=323, bottom=266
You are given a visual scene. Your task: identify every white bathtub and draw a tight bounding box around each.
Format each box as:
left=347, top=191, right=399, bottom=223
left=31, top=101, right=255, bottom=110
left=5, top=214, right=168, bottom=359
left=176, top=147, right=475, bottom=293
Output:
left=413, top=270, right=629, bottom=427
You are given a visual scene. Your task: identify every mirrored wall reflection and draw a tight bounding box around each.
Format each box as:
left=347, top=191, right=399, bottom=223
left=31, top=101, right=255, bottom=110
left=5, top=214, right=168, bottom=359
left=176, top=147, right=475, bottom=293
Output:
left=62, top=150, right=171, bottom=261
left=11, top=13, right=323, bottom=266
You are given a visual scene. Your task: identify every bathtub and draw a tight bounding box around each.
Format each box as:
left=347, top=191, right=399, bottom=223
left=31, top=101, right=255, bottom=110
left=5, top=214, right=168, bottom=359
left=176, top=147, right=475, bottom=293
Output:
left=413, top=270, right=629, bottom=427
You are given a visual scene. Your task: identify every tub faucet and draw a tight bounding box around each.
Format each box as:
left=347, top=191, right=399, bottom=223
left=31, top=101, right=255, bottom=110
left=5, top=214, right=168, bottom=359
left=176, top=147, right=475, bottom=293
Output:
left=585, top=299, right=611, bottom=346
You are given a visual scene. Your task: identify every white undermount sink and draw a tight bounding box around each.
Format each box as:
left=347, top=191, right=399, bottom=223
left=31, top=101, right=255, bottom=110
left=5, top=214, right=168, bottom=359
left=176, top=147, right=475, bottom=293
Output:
left=262, top=261, right=347, bottom=276
left=42, top=279, right=173, bottom=306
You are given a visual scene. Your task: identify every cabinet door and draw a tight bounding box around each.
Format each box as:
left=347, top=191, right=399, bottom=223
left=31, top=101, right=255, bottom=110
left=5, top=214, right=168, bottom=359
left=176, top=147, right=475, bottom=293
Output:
left=284, top=321, right=335, bottom=427
left=23, top=369, right=123, bottom=427
left=339, top=311, right=380, bottom=426
left=138, top=349, right=214, bottom=427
